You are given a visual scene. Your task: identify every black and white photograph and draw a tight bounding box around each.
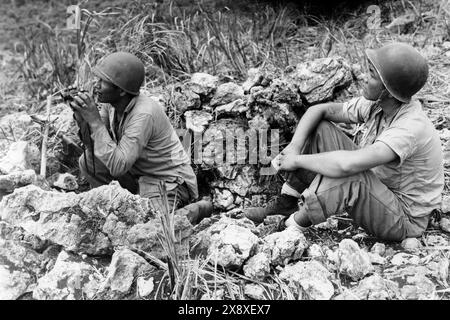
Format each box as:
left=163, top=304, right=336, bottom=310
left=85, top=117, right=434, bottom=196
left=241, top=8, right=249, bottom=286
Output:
left=0, top=0, right=449, bottom=307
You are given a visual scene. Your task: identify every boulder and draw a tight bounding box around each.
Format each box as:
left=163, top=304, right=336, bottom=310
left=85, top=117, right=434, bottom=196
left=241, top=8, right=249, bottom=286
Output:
left=279, top=260, right=334, bottom=300
left=136, top=275, right=155, bottom=298
left=242, top=68, right=264, bottom=93
left=368, top=252, right=387, bottom=265
left=33, top=251, right=104, bottom=300
left=286, top=56, right=352, bottom=104
left=243, top=252, right=271, bottom=280
left=184, top=110, right=213, bottom=133
left=0, top=169, right=36, bottom=193
left=337, top=239, right=374, bottom=280
left=260, top=226, right=309, bottom=266
left=399, top=274, right=436, bottom=300
left=0, top=141, right=40, bottom=174
left=188, top=73, right=219, bottom=98
left=0, top=238, right=48, bottom=299
left=214, top=99, right=248, bottom=117
left=99, top=248, right=154, bottom=298
left=210, top=83, right=244, bottom=107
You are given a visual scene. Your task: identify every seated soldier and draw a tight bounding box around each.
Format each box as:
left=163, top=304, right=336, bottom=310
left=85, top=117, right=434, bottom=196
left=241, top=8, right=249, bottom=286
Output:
left=69, top=52, right=198, bottom=212
left=244, top=42, right=444, bottom=241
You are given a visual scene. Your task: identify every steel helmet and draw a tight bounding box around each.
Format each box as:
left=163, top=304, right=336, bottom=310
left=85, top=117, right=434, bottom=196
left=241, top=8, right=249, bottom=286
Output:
left=93, top=52, right=145, bottom=95
left=365, top=43, right=428, bottom=103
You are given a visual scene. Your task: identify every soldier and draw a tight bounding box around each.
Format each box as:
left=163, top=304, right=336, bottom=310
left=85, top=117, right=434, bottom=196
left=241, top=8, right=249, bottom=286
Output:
left=244, top=43, right=444, bottom=241
left=69, top=52, right=199, bottom=212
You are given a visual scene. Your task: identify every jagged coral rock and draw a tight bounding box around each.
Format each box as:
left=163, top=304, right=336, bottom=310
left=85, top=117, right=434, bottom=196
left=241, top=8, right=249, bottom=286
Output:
left=337, top=239, right=374, bottom=280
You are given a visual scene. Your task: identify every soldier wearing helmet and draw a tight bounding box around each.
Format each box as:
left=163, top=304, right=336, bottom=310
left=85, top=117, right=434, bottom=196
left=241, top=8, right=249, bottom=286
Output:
left=244, top=43, right=444, bottom=241
left=69, top=52, right=198, bottom=212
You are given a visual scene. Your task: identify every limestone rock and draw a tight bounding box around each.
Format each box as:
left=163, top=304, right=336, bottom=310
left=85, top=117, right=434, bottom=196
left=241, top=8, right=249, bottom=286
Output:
left=368, top=252, right=387, bottom=265
left=349, top=274, right=400, bottom=300
left=337, top=239, right=374, bottom=280
left=0, top=141, right=40, bottom=174
left=0, top=169, right=36, bottom=192
left=243, top=252, right=271, bottom=280
left=184, top=110, right=212, bottom=133
left=168, top=86, right=201, bottom=113
left=0, top=113, right=39, bottom=159
left=401, top=238, right=422, bottom=252
left=47, top=172, right=78, bottom=191
left=188, top=73, right=219, bottom=98
left=0, top=185, right=112, bottom=255
left=214, top=99, right=248, bottom=117
left=279, top=260, right=334, bottom=300
left=370, top=243, right=386, bottom=256
left=213, top=188, right=234, bottom=211
left=390, top=253, right=420, bottom=266
left=244, top=284, right=267, bottom=300
left=260, top=226, right=309, bottom=266
left=440, top=217, right=450, bottom=233
left=137, top=276, right=155, bottom=298
left=33, top=251, right=104, bottom=300
left=0, top=238, right=48, bottom=299
left=287, top=56, right=352, bottom=104
left=210, top=82, right=244, bottom=107
left=191, top=217, right=258, bottom=268
left=399, top=274, right=437, bottom=300
left=99, top=248, right=154, bottom=298
left=307, top=244, right=325, bottom=259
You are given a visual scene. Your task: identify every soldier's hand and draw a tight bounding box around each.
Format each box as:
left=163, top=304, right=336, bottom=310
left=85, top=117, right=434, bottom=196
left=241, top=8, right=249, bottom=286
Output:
left=70, top=92, right=101, bottom=125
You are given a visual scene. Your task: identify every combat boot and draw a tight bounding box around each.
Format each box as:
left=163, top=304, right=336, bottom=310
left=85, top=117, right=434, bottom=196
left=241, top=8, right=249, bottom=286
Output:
left=243, top=194, right=299, bottom=223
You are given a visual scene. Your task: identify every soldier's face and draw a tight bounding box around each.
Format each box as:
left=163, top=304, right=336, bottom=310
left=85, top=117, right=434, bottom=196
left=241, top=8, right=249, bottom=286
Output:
left=94, top=78, right=121, bottom=104
left=362, top=62, right=385, bottom=101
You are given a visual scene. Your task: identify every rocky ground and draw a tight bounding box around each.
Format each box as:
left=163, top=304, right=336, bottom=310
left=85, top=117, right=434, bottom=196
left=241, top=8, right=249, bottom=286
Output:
left=0, top=51, right=450, bottom=299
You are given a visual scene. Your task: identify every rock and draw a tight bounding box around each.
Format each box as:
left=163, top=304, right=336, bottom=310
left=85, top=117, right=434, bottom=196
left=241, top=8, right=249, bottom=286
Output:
left=260, top=226, right=309, bottom=266
left=0, top=184, right=112, bottom=255
left=99, top=248, right=154, bottom=298
left=210, top=83, right=244, bottom=107
left=442, top=195, right=450, bottom=213
left=401, top=238, right=422, bottom=252
left=400, top=274, right=436, bottom=300
left=244, top=284, right=267, bottom=300
left=0, top=238, right=48, bottom=299
left=47, top=172, right=78, bottom=191
left=213, top=188, right=234, bottom=211
left=306, top=244, right=324, bottom=259
left=0, top=113, right=39, bottom=159
left=1, top=182, right=193, bottom=258
left=184, top=110, right=213, bottom=133
left=243, top=252, right=271, bottom=280
left=208, top=223, right=259, bottom=268
left=368, top=252, right=387, bottom=265
left=316, top=217, right=338, bottom=230
left=137, top=276, right=154, bottom=298
left=287, top=56, right=352, bottom=104
left=168, top=86, right=201, bottom=113
left=0, top=141, right=40, bottom=174
left=191, top=217, right=258, bottom=268
left=440, top=218, right=450, bottom=233
left=279, top=260, right=334, bottom=300
left=337, top=239, right=374, bottom=280
left=370, top=243, right=386, bottom=256
left=0, top=169, right=36, bottom=192
left=349, top=274, right=400, bottom=300
left=33, top=251, right=104, bottom=300
left=242, top=68, right=264, bottom=93
left=424, top=234, right=449, bottom=247
left=188, top=73, right=219, bottom=98
left=215, top=99, right=248, bottom=117
left=390, top=253, right=420, bottom=266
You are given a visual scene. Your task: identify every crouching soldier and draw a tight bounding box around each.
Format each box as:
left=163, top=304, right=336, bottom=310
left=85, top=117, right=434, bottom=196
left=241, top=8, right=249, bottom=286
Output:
left=244, top=43, right=444, bottom=242
left=68, top=52, right=199, bottom=213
